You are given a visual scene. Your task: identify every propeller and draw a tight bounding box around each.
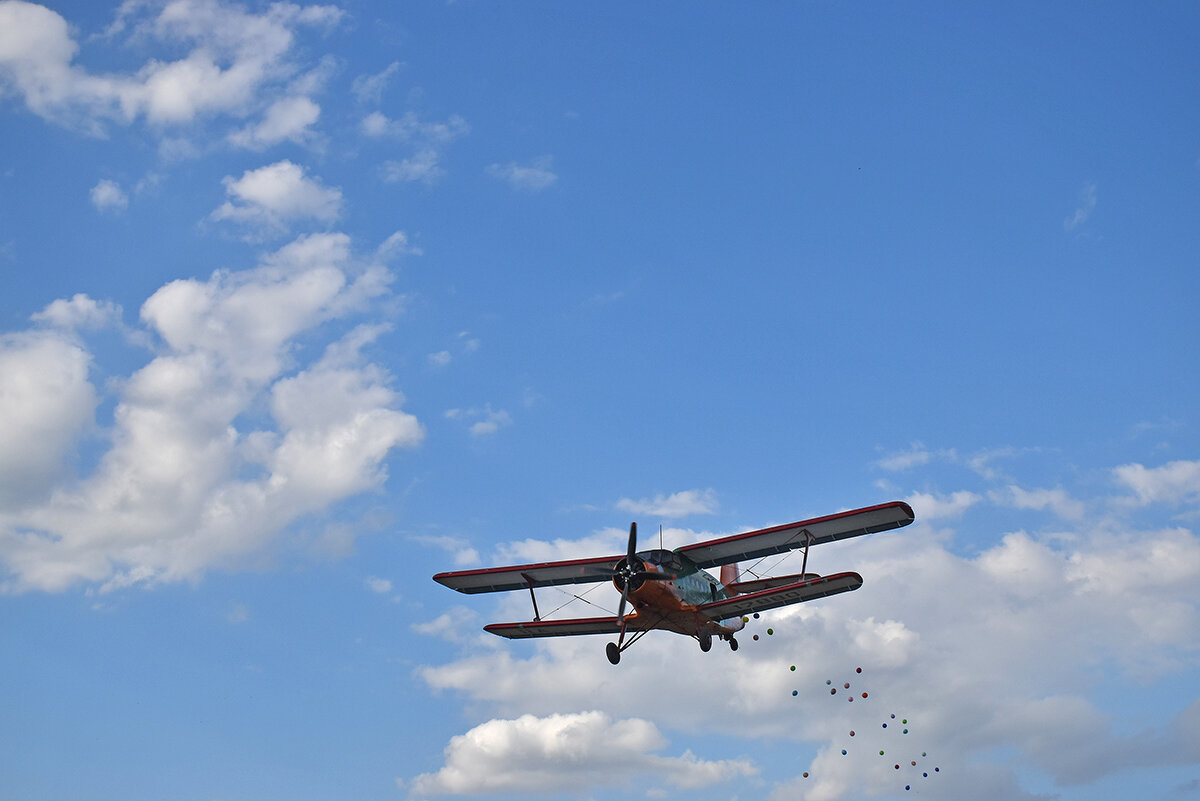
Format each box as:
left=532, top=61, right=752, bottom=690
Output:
left=612, top=522, right=671, bottom=625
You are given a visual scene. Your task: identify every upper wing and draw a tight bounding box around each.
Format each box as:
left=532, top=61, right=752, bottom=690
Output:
left=698, top=572, right=863, bottom=620
left=678, top=501, right=914, bottom=569
left=433, top=554, right=620, bottom=594
left=484, top=615, right=653, bottom=639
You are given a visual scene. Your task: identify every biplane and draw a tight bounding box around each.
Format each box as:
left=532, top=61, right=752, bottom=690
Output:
left=433, top=501, right=914, bottom=664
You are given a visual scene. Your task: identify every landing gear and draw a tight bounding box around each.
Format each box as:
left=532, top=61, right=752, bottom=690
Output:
left=698, top=631, right=713, bottom=652
left=606, top=642, right=621, bottom=665
left=728, top=637, right=739, bottom=652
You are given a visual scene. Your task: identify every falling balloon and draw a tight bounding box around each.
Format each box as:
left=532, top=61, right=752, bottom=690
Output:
left=856, top=667, right=862, bottom=673
left=802, top=772, right=809, bottom=778
left=767, top=628, right=774, bottom=635
left=841, top=750, right=847, bottom=755
left=790, top=665, right=796, bottom=671
left=792, top=690, right=798, bottom=696
left=849, top=730, right=855, bottom=736
left=862, top=692, right=868, bottom=698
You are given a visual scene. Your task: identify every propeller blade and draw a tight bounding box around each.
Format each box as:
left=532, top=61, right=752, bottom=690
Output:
left=627, top=522, right=637, bottom=562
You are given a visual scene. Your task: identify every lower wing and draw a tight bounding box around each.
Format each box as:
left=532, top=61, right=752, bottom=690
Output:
left=699, top=571, right=863, bottom=620
left=484, top=615, right=652, bottom=639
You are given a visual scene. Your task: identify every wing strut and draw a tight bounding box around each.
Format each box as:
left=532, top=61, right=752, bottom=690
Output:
left=799, top=529, right=813, bottom=576
left=522, top=573, right=541, bottom=621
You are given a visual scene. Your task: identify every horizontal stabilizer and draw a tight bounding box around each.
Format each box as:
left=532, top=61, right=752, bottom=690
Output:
left=699, top=572, right=863, bottom=620
left=725, top=573, right=820, bottom=595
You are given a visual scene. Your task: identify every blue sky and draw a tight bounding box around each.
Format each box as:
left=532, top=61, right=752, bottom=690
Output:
left=1, top=2, right=1198, bottom=800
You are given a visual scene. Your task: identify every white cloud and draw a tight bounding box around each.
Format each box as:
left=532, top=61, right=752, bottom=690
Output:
left=351, top=61, right=401, bottom=105
left=0, top=332, right=97, bottom=508
left=616, top=488, right=719, bottom=518
left=469, top=407, right=512, bottom=437
left=427, top=350, right=451, bottom=367
left=210, top=160, right=342, bottom=236
left=412, top=534, right=480, bottom=567
left=90, top=179, right=128, bottom=212
left=1113, top=460, right=1200, bottom=506
left=905, top=489, right=980, bottom=520
left=361, top=110, right=467, bottom=143
left=365, top=575, right=392, bottom=594
left=408, top=711, right=756, bottom=796
left=444, top=405, right=512, bottom=437
left=0, top=233, right=422, bottom=593
left=228, top=95, right=320, bottom=150
left=375, top=230, right=422, bottom=260
left=32, top=293, right=122, bottom=331
left=381, top=149, right=442, bottom=185
left=487, top=155, right=558, bottom=192
left=0, top=0, right=344, bottom=134
left=989, top=484, right=1085, bottom=520
left=875, top=443, right=936, bottom=471
left=1065, top=181, right=1098, bottom=231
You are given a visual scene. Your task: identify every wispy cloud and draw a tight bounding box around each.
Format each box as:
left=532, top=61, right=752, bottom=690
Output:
left=487, top=156, right=558, bottom=192
left=1064, top=181, right=1098, bottom=231
left=616, top=488, right=719, bottom=518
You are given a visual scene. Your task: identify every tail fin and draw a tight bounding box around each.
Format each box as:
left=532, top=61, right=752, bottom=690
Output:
left=720, top=563, right=740, bottom=592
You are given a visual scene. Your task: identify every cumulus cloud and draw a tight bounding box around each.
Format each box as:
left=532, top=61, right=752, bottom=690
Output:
left=617, top=488, right=719, bottom=518
left=0, top=232, right=422, bottom=593
left=1113, top=459, right=1200, bottom=506
left=0, top=332, right=97, bottom=509
left=416, top=465, right=1200, bottom=800
left=32, top=293, right=122, bottom=331
left=408, top=711, right=756, bottom=796
left=210, top=160, right=342, bottom=236
left=228, top=95, right=320, bottom=149
left=90, top=179, right=128, bottom=212
left=487, top=155, right=558, bottom=192
left=0, top=0, right=343, bottom=134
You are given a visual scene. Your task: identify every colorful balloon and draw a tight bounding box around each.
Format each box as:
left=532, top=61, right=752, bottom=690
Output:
left=856, top=667, right=862, bottom=673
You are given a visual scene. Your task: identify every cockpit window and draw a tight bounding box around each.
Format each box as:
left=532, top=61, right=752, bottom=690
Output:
left=640, top=549, right=698, bottom=577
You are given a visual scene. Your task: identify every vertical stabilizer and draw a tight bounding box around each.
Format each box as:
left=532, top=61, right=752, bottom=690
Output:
left=720, top=563, right=739, bottom=591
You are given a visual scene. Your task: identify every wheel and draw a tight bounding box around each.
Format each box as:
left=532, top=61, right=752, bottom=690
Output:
left=606, top=642, right=621, bottom=665
left=698, top=632, right=713, bottom=652
left=728, top=637, right=738, bottom=652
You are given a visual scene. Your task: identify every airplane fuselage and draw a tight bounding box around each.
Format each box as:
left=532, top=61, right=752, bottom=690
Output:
left=618, top=548, right=746, bottom=638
